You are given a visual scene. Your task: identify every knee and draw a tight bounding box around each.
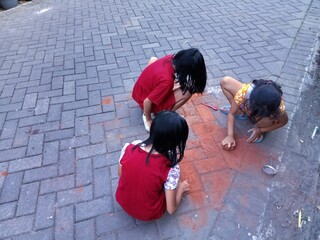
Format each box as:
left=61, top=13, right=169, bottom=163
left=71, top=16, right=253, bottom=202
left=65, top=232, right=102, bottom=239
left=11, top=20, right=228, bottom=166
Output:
left=146, top=57, right=158, bottom=67
left=149, top=57, right=158, bottom=64
left=281, top=112, right=289, bottom=126
left=220, top=76, right=232, bottom=88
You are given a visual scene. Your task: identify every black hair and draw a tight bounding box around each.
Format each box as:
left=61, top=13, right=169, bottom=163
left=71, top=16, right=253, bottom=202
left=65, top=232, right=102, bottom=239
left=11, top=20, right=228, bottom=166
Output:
left=249, top=79, right=283, bottom=123
left=172, top=48, right=207, bottom=94
left=134, top=111, right=189, bottom=167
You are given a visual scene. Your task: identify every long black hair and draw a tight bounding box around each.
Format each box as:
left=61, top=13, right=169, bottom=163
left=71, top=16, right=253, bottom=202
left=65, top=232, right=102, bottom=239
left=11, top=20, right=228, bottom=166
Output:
left=172, top=48, right=207, bottom=94
left=249, top=79, right=283, bottom=123
left=134, top=111, right=189, bottom=167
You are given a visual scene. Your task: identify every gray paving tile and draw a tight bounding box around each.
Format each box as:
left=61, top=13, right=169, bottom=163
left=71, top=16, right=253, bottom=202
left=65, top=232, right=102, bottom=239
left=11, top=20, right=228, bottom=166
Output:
left=55, top=206, right=74, bottom=240
left=16, top=182, right=39, bottom=216
left=0, top=171, right=23, bottom=203
left=0, top=215, right=33, bottom=238
left=34, top=193, right=56, bottom=230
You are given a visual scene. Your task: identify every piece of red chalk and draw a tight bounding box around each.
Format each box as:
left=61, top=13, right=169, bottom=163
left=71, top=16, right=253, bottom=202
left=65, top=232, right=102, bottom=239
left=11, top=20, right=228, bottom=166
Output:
left=200, top=103, right=219, bottom=111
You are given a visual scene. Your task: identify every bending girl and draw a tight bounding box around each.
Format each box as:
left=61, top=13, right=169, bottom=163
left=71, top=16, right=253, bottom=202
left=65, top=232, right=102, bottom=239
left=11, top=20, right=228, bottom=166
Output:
left=132, top=48, right=207, bottom=131
left=220, top=76, right=288, bottom=151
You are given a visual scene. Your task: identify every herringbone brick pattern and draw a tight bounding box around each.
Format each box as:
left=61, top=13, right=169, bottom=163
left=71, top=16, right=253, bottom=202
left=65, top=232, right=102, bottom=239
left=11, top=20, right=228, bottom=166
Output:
left=0, top=0, right=319, bottom=239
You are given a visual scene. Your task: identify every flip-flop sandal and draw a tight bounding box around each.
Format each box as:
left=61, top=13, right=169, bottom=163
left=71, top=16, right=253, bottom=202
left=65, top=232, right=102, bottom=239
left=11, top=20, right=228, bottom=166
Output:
left=253, top=134, right=264, bottom=143
left=220, top=105, right=248, bottom=120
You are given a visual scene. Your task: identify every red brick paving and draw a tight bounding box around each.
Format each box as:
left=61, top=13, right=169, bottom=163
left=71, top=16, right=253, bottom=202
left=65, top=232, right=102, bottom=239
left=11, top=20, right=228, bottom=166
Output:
left=178, top=94, right=271, bottom=230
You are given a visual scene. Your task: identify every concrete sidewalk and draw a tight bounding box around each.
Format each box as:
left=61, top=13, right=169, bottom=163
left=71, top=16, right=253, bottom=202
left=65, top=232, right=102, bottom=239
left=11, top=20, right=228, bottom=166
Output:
left=0, top=0, right=319, bottom=239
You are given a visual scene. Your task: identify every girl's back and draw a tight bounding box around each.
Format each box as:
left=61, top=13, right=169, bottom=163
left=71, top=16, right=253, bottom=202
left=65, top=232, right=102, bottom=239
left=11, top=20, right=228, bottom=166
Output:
left=116, top=144, right=171, bottom=221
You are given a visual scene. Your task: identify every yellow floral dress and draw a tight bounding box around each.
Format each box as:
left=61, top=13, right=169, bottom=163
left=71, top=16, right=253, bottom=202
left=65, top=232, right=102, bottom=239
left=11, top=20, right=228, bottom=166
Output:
left=234, top=83, right=285, bottom=119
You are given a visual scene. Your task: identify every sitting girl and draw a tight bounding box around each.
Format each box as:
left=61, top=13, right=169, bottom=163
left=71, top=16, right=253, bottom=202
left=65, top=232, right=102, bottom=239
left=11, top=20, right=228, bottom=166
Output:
left=116, top=111, right=189, bottom=221
left=132, top=48, right=207, bottom=131
left=220, top=76, right=288, bottom=151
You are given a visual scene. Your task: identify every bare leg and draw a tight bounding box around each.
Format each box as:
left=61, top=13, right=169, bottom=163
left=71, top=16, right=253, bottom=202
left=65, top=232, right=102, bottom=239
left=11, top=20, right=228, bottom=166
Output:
left=247, top=112, right=287, bottom=142
left=255, top=111, right=288, bottom=132
left=147, top=57, right=158, bottom=67
left=220, top=76, right=243, bottom=104
left=255, top=117, right=275, bottom=129
left=171, top=88, right=192, bottom=111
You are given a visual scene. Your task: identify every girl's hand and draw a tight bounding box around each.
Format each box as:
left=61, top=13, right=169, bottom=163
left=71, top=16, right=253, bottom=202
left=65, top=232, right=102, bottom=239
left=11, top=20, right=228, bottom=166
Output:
left=179, top=180, right=189, bottom=193
left=165, top=180, right=189, bottom=214
left=222, top=136, right=236, bottom=151
left=247, top=127, right=261, bottom=142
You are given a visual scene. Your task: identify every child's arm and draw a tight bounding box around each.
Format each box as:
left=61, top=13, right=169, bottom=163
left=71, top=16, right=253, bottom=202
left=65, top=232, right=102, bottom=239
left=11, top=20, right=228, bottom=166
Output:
left=143, top=97, right=153, bottom=128
left=165, top=180, right=189, bottom=214
left=221, top=100, right=239, bottom=151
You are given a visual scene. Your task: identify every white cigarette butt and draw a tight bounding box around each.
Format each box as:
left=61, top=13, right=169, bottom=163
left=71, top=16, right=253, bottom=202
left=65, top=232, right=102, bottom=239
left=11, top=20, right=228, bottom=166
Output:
left=311, top=126, right=318, bottom=139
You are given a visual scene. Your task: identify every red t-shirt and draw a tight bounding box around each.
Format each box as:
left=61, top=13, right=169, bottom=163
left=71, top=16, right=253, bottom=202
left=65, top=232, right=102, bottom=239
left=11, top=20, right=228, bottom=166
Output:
left=116, top=144, right=171, bottom=221
left=132, top=55, right=175, bottom=113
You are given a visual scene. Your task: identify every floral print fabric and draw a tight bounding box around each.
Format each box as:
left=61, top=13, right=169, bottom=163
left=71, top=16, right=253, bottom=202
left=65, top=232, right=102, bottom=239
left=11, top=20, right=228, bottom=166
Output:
left=164, top=165, right=180, bottom=190
left=234, top=83, right=285, bottom=115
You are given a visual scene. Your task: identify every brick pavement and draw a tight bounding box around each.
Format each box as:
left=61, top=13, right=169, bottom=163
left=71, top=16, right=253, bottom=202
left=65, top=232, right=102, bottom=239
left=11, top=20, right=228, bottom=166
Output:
left=0, top=0, right=319, bottom=239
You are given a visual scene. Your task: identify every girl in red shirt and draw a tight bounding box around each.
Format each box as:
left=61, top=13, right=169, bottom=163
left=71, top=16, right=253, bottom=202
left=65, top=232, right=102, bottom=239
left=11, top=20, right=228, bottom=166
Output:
left=116, top=111, right=189, bottom=221
left=132, top=48, right=207, bottom=131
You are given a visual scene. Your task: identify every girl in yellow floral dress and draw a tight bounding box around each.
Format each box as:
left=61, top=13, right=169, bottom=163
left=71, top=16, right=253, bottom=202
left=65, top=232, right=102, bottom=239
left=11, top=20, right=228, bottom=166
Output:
left=219, top=76, right=288, bottom=151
